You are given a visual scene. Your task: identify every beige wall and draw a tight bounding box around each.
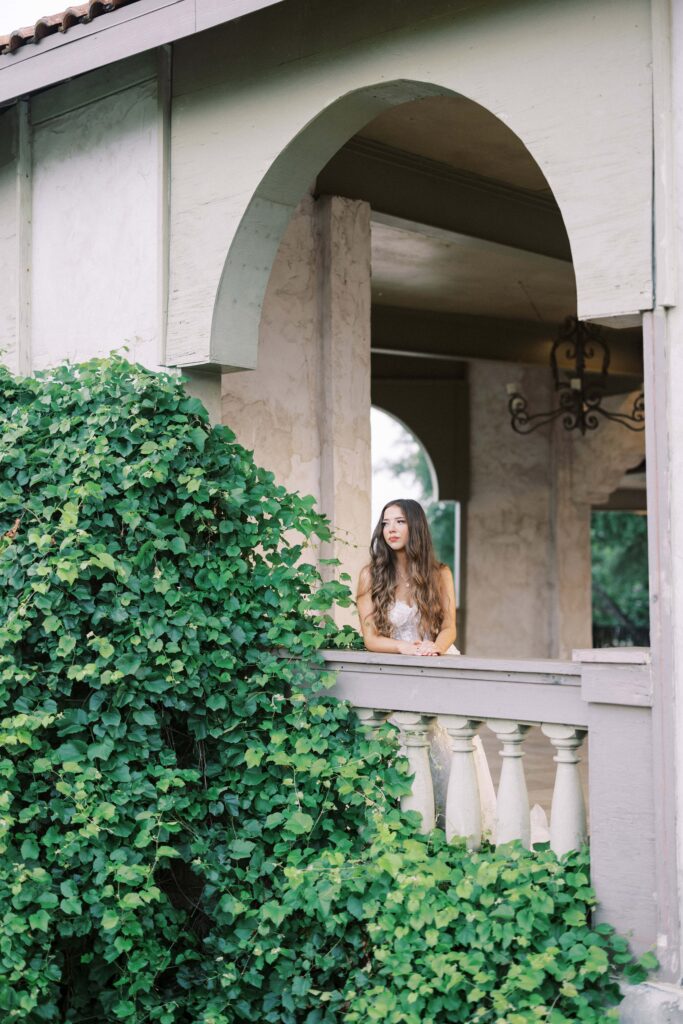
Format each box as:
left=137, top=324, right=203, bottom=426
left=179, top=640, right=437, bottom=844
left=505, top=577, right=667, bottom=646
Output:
left=170, top=0, right=652, bottom=371
left=222, top=196, right=323, bottom=500
left=221, top=195, right=372, bottom=622
left=221, top=204, right=644, bottom=655
left=465, top=362, right=555, bottom=658
left=465, top=362, right=645, bottom=659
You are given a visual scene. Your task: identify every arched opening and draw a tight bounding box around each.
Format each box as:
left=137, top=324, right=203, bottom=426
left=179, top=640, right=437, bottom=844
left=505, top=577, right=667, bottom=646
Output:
left=217, top=85, right=646, bottom=659
left=211, top=83, right=575, bottom=371
left=371, top=406, right=460, bottom=624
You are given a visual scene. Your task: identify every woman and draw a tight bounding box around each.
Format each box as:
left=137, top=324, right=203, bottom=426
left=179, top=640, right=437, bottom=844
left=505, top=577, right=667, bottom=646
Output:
left=356, top=499, right=458, bottom=656
left=356, top=499, right=496, bottom=834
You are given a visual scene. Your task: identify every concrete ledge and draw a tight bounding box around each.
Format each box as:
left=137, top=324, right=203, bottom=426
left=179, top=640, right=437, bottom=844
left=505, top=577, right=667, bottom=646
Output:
left=620, top=982, right=683, bottom=1022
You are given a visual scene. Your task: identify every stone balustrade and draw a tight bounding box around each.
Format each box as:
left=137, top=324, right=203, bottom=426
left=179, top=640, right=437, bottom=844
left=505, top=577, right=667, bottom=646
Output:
left=322, top=647, right=655, bottom=955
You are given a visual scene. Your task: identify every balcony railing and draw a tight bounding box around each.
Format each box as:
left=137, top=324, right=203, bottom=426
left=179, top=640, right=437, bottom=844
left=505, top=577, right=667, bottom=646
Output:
left=322, top=646, right=654, bottom=955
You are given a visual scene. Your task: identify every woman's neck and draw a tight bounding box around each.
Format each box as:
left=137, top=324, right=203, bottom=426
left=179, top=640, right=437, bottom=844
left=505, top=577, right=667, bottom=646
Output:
left=394, top=551, right=409, bottom=577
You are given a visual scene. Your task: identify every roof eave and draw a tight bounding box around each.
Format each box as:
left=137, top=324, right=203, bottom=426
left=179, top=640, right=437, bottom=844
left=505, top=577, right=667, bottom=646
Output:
left=0, top=0, right=285, bottom=107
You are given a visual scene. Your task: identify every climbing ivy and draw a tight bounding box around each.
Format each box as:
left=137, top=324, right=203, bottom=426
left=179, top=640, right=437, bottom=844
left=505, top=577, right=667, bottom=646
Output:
left=0, top=358, right=653, bottom=1022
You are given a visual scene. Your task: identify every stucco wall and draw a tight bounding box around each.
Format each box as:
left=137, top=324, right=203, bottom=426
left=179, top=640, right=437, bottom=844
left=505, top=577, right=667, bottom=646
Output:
left=30, top=77, right=163, bottom=372
left=221, top=194, right=372, bottom=619
left=221, top=195, right=323, bottom=500
left=465, top=364, right=645, bottom=659
left=465, top=361, right=555, bottom=658
left=169, top=0, right=652, bottom=371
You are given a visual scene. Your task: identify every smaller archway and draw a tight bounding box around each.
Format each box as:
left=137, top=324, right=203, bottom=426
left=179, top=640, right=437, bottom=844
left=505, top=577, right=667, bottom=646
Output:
left=371, top=406, right=462, bottom=639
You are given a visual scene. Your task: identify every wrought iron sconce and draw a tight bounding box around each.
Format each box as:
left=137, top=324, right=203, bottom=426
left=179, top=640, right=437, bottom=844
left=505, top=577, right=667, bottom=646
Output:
left=507, top=316, right=644, bottom=435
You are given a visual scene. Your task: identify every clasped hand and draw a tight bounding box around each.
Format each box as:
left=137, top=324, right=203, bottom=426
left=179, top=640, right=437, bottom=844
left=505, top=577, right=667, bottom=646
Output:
left=398, top=639, right=440, bottom=657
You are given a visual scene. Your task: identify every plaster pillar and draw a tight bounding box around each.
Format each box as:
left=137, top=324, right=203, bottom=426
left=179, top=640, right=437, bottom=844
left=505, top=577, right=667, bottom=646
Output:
left=221, top=195, right=323, bottom=504
left=316, top=196, right=372, bottom=624
left=220, top=194, right=371, bottom=624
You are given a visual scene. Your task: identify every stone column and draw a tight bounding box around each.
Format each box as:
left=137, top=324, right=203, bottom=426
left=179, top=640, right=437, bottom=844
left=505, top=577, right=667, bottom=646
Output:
left=221, top=195, right=323, bottom=504
left=221, top=195, right=372, bottom=626
left=316, top=196, right=372, bottom=626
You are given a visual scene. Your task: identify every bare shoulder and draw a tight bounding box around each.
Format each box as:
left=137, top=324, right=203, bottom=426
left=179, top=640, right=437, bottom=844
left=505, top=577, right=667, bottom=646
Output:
left=438, top=564, right=454, bottom=583
left=438, top=564, right=455, bottom=598
left=357, top=564, right=372, bottom=596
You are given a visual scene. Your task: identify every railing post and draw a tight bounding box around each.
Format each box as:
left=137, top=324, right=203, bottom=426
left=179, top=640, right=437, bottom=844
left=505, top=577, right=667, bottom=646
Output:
left=440, top=715, right=482, bottom=849
left=488, top=719, right=530, bottom=848
left=354, top=707, right=390, bottom=739
left=393, top=712, right=436, bottom=834
left=541, top=723, right=587, bottom=856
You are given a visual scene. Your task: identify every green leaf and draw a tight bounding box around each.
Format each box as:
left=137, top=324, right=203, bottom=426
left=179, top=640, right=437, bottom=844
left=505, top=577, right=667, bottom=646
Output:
left=188, top=426, right=207, bottom=452
left=637, top=950, right=659, bottom=971
left=57, top=634, right=77, bottom=657
left=283, top=811, right=315, bottom=836
left=207, top=693, right=228, bottom=711
left=228, top=839, right=256, bottom=860
left=244, top=746, right=264, bottom=767
left=29, top=909, right=50, bottom=933
left=92, top=551, right=118, bottom=572
left=20, top=837, right=40, bottom=861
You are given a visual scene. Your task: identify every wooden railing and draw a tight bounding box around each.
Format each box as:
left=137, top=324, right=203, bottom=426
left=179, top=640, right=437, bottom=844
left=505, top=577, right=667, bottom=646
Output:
left=322, top=647, right=655, bottom=955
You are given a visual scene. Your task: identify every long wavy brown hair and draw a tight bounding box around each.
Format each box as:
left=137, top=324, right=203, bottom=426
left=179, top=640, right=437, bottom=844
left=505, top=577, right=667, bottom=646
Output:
left=367, top=498, right=445, bottom=641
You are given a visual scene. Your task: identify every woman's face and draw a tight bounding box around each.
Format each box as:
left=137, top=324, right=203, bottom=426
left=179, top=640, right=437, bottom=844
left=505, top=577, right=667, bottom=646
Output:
left=382, top=505, right=409, bottom=553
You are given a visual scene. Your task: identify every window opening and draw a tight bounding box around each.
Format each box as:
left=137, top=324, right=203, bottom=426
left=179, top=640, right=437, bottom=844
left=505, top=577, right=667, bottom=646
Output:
left=371, top=407, right=460, bottom=595
left=591, top=509, right=649, bottom=647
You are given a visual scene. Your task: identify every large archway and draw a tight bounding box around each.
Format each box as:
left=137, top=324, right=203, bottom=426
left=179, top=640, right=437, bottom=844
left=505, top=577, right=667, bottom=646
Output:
left=210, top=80, right=575, bottom=371
left=216, top=85, right=645, bottom=658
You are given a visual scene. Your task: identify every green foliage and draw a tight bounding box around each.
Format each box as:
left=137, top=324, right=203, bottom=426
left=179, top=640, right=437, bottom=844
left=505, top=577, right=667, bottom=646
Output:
left=0, top=359, right=652, bottom=1022
left=591, top=511, right=649, bottom=631
left=316, top=833, right=656, bottom=1024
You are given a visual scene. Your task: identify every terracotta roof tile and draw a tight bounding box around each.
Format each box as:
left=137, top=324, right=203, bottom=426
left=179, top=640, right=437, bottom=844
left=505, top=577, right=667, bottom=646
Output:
left=0, top=0, right=142, bottom=57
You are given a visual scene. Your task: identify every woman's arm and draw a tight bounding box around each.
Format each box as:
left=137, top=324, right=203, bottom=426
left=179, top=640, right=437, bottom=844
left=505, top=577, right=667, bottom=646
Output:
left=416, top=566, right=457, bottom=655
left=356, top=566, right=420, bottom=655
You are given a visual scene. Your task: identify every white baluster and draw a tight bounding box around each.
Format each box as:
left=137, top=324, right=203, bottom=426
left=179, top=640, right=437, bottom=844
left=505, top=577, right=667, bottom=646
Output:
left=487, top=719, right=530, bottom=848
left=541, top=724, right=587, bottom=856
left=354, top=707, right=389, bottom=739
left=440, top=716, right=482, bottom=850
left=393, top=712, right=436, bottom=834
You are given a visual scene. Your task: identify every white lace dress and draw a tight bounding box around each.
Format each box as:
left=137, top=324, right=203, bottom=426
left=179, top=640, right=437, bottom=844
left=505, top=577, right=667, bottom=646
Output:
left=389, top=600, right=497, bottom=837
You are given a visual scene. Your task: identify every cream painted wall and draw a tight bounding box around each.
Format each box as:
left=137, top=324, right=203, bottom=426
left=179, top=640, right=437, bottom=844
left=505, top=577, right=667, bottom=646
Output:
left=0, top=114, right=19, bottom=374
left=169, top=0, right=652, bottom=372
left=30, top=79, right=164, bottom=371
